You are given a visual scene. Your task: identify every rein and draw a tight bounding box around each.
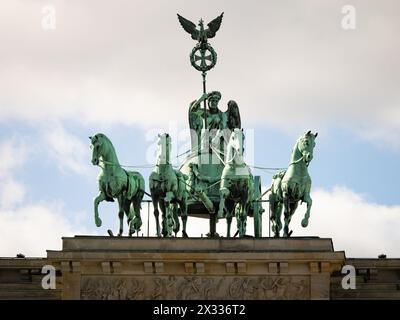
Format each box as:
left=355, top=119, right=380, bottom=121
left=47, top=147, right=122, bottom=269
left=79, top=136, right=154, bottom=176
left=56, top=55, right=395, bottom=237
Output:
left=210, top=145, right=238, bottom=166
left=288, top=155, right=304, bottom=167
left=99, top=159, right=155, bottom=169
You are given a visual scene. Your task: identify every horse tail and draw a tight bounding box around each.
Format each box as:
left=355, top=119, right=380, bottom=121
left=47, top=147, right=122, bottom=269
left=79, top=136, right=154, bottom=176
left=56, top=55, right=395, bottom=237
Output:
left=172, top=205, right=180, bottom=234
left=126, top=171, right=145, bottom=215
left=134, top=175, right=145, bottom=211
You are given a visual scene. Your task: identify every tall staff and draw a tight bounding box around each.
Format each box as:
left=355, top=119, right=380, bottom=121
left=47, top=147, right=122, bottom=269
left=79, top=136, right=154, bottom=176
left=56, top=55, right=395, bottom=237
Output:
left=177, top=13, right=224, bottom=130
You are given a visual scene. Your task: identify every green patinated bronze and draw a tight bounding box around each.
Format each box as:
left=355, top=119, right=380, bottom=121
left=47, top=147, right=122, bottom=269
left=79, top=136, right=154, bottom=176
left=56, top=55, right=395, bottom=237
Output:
left=178, top=12, right=223, bottom=131
left=174, top=12, right=262, bottom=238
left=217, top=129, right=254, bottom=237
left=188, top=91, right=241, bottom=152
left=88, top=13, right=317, bottom=239
left=269, top=131, right=317, bottom=237
left=177, top=13, right=223, bottom=73
left=179, top=95, right=263, bottom=238
left=149, top=133, right=188, bottom=238
left=90, top=134, right=145, bottom=236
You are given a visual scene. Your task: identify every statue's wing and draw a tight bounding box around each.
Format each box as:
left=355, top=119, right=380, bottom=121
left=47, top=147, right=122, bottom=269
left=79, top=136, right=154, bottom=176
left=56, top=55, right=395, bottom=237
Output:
left=206, top=12, right=224, bottom=39
left=225, top=102, right=241, bottom=129
left=177, top=14, right=199, bottom=40
left=234, top=105, right=241, bottom=128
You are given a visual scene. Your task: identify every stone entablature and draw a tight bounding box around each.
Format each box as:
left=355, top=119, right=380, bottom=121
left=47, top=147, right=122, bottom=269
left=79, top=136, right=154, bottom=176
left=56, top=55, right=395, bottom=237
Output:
left=45, top=237, right=344, bottom=300
left=3, top=238, right=400, bottom=300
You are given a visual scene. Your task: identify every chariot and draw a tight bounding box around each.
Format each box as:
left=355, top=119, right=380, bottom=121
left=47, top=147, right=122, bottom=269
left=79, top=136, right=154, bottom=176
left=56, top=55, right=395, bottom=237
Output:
left=177, top=124, right=264, bottom=238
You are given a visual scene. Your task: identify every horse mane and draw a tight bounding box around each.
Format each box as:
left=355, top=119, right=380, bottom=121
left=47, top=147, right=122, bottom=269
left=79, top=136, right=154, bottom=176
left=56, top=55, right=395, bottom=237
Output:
left=291, top=136, right=303, bottom=158
left=291, top=133, right=314, bottom=160
left=96, top=133, right=116, bottom=154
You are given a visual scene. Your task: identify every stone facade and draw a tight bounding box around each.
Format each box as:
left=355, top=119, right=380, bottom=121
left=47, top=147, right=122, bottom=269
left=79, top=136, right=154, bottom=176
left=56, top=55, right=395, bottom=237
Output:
left=331, top=258, right=400, bottom=299
left=1, top=237, right=399, bottom=300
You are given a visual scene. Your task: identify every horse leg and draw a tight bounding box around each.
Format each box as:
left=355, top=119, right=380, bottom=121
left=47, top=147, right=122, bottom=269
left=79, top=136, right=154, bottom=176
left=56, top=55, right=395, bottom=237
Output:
left=131, top=192, right=143, bottom=236
left=94, top=192, right=106, bottom=227
left=172, top=204, right=180, bottom=237
left=289, top=201, right=299, bottom=236
left=284, top=196, right=299, bottom=237
left=218, top=188, right=229, bottom=219
left=301, top=193, right=312, bottom=228
left=240, top=199, right=248, bottom=237
left=226, top=217, right=232, bottom=237
left=275, top=202, right=283, bottom=236
left=269, top=193, right=282, bottom=238
left=117, top=197, right=124, bottom=236
left=226, top=207, right=232, bottom=238
left=127, top=201, right=141, bottom=237
left=233, top=204, right=240, bottom=237
left=235, top=204, right=246, bottom=238
left=235, top=204, right=243, bottom=238
left=178, top=199, right=188, bottom=238
left=124, top=201, right=134, bottom=237
left=164, top=203, right=174, bottom=237
left=283, top=194, right=291, bottom=237
left=181, top=215, right=188, bottom=238
left=152, top=195, right=161, bottom=237
left=159, top=200, right=168, bottom=237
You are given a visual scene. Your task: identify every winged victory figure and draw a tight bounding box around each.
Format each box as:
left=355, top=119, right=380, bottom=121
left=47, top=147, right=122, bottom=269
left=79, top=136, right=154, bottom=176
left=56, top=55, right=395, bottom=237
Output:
left=177, top=12, right=224, bottom=45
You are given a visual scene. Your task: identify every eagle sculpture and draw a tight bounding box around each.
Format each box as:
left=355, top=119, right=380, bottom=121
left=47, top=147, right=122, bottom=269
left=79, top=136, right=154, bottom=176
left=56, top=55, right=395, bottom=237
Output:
left=177, top=12, right=224, bottom=44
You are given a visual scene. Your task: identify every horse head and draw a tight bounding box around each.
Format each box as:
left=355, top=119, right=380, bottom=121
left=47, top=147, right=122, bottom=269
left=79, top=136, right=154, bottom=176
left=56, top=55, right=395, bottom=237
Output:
left=228, top=128, right=245, bottom=157
left=296, top=131, right=318, bottom=166
left=90, top=133, right=112, bottom=166
left=156, top=133, right=172, bottom=165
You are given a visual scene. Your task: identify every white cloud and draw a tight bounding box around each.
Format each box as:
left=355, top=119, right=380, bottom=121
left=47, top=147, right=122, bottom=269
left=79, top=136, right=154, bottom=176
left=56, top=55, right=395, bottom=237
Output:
left=0, top=1, right=399, bottom=150
left=0, top=202, right=86, bottom=257
left=41, top=122, right=91, bottom=176
left=0, top=138, right=28, bottom=209
left=289, top=186, right=400, bottom=258
left=0, top=136, right=88, bottom=256
left=0, top=138, right=27, bottom=177
left=0, top=178, right=26, bottom=209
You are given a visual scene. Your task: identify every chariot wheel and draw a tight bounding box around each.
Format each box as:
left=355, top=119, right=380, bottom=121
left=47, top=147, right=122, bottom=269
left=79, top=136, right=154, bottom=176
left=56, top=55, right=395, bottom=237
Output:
left=252, top=176, right=264, bottom=237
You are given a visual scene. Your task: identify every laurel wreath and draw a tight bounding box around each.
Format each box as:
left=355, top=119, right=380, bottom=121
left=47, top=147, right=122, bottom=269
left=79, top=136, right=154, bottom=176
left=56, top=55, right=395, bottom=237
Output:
left=190, top=43, right=217, bottom=72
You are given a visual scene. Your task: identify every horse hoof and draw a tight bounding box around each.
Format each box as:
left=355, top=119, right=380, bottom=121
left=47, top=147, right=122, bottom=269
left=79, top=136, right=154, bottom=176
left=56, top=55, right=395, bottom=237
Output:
left=95, top=218, right=102, bottom=228
left=283, top=231, right=288, bottom=238
left=107, top=229, right=114, bottom=237
left=301, top=219, right=309, bottom=228
left=182, top=231, right=188, bottom=238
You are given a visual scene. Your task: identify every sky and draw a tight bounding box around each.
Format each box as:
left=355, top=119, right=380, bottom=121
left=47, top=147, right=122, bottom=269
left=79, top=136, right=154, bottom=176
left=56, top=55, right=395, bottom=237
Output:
left=0, top=0, right=399, bottom=258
